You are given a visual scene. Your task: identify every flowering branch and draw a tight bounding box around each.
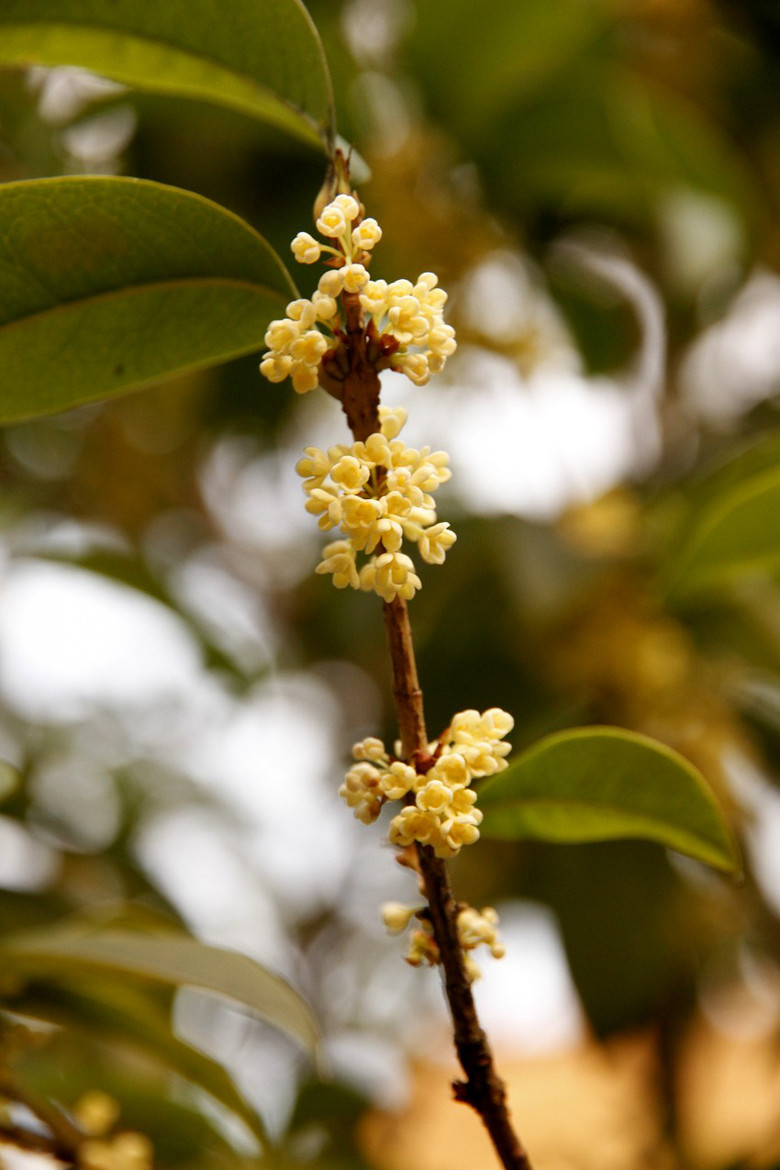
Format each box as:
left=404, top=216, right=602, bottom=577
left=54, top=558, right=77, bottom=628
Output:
left=384, top=597, right=532, bottom=1170
left=260, top=157, right=532, bottom=1169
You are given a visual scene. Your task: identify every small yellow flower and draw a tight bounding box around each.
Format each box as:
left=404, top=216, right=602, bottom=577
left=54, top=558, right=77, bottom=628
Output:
left=291, top=231, right=322, bottom=264
left=381, top=902, right=417, bottom=933
left=352, top=217, right=383, bottom=251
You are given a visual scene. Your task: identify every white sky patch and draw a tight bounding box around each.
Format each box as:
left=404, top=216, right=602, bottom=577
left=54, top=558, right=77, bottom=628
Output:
left=60, top=104, right=137, bottom=174
left=727, top=748, right=780, bottom=921
left=681, top=270, right=780, bottom=427
left=341, top=0, right=411, bottom=64
left=374, top=242, right=665, bottom=520
left=167, top=547, right=279, bottom=674
left=451, top=362, right=648, bottom=517
left=0, top=1146, right=61, bottom=1170
left=27, top=65, right=126, bottom=125
left=200, top=438, right=318, bottom=588
left=326, top=1030, right=409, bottom=1107
left=32, top=758, right=121, bottom=851
left=137, top=806, right=290, bottom=968
left=0, top=816, right=59, bottom=891
left=0, top=559, right=202, bottom=722
left=380, top=354, right=659, bottom=521
left=657, top=188, right=744, bottom=298
left=169, top=674, right=356, bottom=917
left=472, top=901, right=586, bottom=1055
left=460, top=251, right=580, bottom=373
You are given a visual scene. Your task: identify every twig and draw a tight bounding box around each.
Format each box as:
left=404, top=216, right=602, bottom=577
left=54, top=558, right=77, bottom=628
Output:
left=384, top=597, right=532, bottom=1170
left=0, top=1063, right=82, bottom=1163
left=338, top=335, right=533, bottom=1169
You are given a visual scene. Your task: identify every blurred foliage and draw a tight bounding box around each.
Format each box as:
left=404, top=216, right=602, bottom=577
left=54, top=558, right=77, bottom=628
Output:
left=4, top=1, right=780, bottom=1168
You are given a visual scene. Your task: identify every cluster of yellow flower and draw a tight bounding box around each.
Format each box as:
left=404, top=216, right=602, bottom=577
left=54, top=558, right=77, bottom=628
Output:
left=259, top=194, right=456, bottom=393
left=260, top=188, right=511, bottom=980
left=296, top=406, right=456, bottom=603
left=381, top=901, right=505, bottom=980
left=74, top=1091, right=153, bottom=1170
left=340, top=707, right=513, bottom=857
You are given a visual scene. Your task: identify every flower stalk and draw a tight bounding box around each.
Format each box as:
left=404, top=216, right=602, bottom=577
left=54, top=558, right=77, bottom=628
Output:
left=260, top=155, right=533, bottom=1169
left=383, top=595, right=532, bottom=1170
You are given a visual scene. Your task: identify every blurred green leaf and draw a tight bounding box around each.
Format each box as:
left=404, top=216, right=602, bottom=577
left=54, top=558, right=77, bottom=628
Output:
left=479, top=726, right=738, bottom=872
left=0, top=176, right=295, bottom=422
left=12, top=979, right=269, bottom=1149
left=2, top=927, right=320, bottom=1058
left=408, top=0, right=601, bottom=133
left=680, top=430, right=780, bottom=514
left=10, top=1022, right=241, bottom=1166
left=0, top=761, right=19, bottom=804
left=284, top=1078, right=373, bottom=1169
left=407, top=1, right=755, bottom=232
left=0, top=0, right=333, bottom=149
left=494, top=68, right=754, bottom=225
left=668, top=467, right=780, bottom=595
left=522, top=839, right=692, bottom=1036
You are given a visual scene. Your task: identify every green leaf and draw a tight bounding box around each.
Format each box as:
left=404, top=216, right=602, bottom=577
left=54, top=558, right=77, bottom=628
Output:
left=479, top=726, right=739, bottom=873
left=12, top=980, right=270, bottom=1150
left=9, top=1018, right=245, bottom=1165
left=1, top=927, right=320, bottom=1058
left=407, top=0, right=756, bottom=234
left=0, top=761, right=19, bottom=804
left=0, top=0, right=333, bottom=149
left=407, top=0, right=601, bottom=134
left=668, top=467, right=780, bottom=596
left=0, top=176, right=296, bottom=422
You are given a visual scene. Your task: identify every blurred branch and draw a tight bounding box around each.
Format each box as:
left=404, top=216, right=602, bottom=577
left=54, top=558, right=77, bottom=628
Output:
left=0, top=1062, right=82, bottom=1162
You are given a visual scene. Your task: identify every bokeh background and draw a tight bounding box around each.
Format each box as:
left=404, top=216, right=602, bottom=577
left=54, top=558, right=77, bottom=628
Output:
left=5, top=1, right=780, bottom=1167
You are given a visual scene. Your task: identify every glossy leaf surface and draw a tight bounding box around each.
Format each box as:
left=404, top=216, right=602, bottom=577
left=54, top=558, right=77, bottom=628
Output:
left=479, top=726, right=738, bottom=872
left=0, top=0, right=333, bottom=148
left=2, top=927, right=320, bottom=1057
left=0, top=177, right=295, bottom=422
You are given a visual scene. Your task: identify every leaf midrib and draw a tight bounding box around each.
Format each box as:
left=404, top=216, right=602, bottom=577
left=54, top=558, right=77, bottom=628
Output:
left=481, top=791, right=725, bottom=842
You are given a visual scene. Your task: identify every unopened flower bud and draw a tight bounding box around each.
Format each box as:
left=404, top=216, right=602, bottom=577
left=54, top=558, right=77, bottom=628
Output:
left=381, top=902, right=417, bottom=934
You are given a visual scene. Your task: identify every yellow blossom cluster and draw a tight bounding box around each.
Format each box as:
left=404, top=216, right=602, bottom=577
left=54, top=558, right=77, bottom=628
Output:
left=360, top=270, right=456, bottom=385
left=259, top=194, right=456, bottom=393
left=381, top=901, right=505, bottom=980
left=296, top=406, right=456, bottom=603
left=339, top=707, right=513, bottom=857
left=73, top=1091, right=153, bottom=1170
left=79, top=1132, right=154, bottom=1170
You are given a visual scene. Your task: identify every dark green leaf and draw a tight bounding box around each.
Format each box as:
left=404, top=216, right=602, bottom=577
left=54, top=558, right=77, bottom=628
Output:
left=12, top=979, right=269, bottom=1149
left=668, top=467, right=780, bottom=595
left=0, top=0, right=333, bottom=148
left=11, top=1022, right=240, bottom=1165
left=479, top=726, right=739, bottom=873
left=2, top=927, right=320, bottom=1058
left=521, top=839, right=692, bottom=1036
left=0, top=760, right=19, bottom=804
left=0, top=176, right=295, bottom=422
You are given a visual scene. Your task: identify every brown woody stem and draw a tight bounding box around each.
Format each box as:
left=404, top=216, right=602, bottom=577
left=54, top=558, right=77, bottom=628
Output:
left=337, top=322, right=532, bottom=1169
left=0, top=1063, right=82, bottom=1162
left=382, top=596, right=532, bottom=1170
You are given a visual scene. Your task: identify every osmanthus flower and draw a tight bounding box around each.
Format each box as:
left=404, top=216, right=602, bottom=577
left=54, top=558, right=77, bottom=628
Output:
left=73, top=1090, right=154, bottom=1170
left=259, top=194, right=456, bottom=395
left=380, top=901, right=505, bottom=980
left=296, top=406, right=456, bottom=603
left=339, top=707, right=514, bottom=859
